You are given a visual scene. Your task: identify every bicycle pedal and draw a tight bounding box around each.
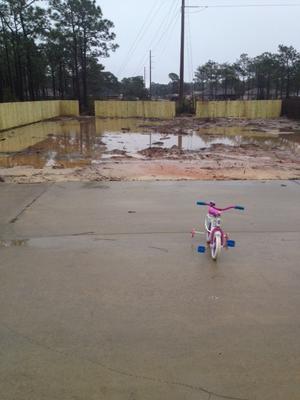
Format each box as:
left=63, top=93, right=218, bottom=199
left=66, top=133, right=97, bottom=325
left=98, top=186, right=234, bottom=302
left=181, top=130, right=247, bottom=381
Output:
left=198, top=245, right=206, bottom=253
left=227, top=240, right=236, bottom=248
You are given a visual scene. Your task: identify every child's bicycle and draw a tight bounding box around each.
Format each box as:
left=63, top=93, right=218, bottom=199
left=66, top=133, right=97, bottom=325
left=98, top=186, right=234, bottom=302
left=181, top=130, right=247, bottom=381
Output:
left=192, top=201, right=245, bottom=261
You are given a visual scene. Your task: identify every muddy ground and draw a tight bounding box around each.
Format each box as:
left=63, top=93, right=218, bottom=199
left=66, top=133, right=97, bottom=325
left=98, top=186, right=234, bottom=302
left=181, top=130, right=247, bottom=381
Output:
left=0, top=117, right=299, bottom=183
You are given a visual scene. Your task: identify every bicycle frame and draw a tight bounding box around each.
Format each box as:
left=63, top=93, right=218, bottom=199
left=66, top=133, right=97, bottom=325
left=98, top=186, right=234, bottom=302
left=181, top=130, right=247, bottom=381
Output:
left=205, top=214, right=227, bottom=247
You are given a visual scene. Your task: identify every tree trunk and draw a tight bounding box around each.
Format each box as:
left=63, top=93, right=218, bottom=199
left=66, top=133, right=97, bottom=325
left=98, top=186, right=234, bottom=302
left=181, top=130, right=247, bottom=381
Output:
left=51, top=66, right=56, bottom=98
left=280, top=75, right=284, bottom=99
left=0, top=68, right=4, bottom=101
left=19, top=12, right=35, bottom=100
left=286, top=68, right=290, bottom=99
left=12, top=18, right=24, bottom=100
left=1, top=24, right=14, bottom=99
left=275, top=79, right=279, bottom=99
left=81, top=33, right=88, bottom=112
left=266, top=74, right=271, bottom=100
left=73, top=36, right=81, bottom=107
left=58, top=62, right=64, bottom=98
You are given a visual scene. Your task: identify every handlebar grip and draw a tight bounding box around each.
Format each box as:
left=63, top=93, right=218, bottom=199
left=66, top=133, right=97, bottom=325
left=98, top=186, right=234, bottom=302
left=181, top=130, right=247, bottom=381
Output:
left=197, top=201, right=207, bottom=206
left=235, top=206, right=245, bottom=211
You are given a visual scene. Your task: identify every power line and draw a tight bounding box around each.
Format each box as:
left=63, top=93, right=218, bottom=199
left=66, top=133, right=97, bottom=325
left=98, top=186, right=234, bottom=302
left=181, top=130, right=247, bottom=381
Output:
left=133, top=1, right=177, bottom=76
left=178, top=0, right=300, bottom=105
left=117, top=1, right=162, bottom=76
left=158, top=9, right=181, bottom=60
left=152, top=0, right=181, bottom=53
left=149, top=0, right=179, bottom=52
left=186, top=3, right=300, bottom=8
left=134, top=0, right=180, bottom=77
left=117, top=0, right=165, bottom=77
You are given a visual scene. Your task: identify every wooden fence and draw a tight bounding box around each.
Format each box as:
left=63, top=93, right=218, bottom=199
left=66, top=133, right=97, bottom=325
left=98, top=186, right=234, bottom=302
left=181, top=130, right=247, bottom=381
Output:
left=95, top=101, right=176, bottom=119
left=0, top=100, right=79, bottom=131
left=196, top=100, right=282, bottom=119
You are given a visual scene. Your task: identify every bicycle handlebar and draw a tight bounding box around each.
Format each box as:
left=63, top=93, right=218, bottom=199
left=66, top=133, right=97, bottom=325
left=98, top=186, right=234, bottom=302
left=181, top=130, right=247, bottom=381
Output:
left=197, top=201, right=245, bottom=211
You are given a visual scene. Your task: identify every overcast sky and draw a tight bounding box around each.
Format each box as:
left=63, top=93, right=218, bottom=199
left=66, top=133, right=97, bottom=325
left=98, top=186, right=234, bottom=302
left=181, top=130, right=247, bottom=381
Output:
left=99, top=0, right=300, bottom=84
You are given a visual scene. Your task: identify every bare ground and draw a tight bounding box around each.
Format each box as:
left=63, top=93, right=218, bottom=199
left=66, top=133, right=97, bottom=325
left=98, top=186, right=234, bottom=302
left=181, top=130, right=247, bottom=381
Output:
left=0, top=117, right=299, bottom=183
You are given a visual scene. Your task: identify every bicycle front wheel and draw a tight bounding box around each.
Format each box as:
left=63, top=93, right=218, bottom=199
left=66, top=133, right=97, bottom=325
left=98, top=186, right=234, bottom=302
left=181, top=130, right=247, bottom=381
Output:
left=211, top=234, right=221, bottom=261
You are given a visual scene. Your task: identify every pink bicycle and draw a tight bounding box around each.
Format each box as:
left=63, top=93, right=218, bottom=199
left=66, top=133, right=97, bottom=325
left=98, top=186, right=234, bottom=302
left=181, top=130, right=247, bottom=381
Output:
left=192, top=201, right=245, bottom=261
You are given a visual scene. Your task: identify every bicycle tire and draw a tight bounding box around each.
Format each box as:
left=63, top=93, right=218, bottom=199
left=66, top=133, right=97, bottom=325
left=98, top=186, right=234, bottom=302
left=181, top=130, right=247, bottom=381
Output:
left=211, top=233, right=221, bottom=261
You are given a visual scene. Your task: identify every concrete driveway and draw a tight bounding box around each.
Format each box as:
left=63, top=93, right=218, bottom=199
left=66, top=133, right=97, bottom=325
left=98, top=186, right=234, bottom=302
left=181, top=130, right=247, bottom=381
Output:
left=0, top=181, right=299, bottom=400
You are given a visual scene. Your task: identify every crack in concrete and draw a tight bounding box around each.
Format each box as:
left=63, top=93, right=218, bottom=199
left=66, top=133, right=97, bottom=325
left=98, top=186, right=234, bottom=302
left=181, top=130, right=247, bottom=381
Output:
left=93, top=238, right=118, bottom=242
left=9, top=185, right=51, bottom=224
left=70, top=232, right=95, bottom=237
left=291, top=179, right=300, bottom=186
left=2, top=323, right=248, bottom=400
left=149, top=246, right=169, bottom=253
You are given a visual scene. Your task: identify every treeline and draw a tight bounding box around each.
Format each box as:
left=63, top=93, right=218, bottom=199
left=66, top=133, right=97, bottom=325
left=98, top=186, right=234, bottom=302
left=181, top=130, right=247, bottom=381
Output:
left=151, top=46, right=300, bottom=101
left=1, top=2, right=299, bottom=109
left=0, top=0, right=118, bottom=110
left=194, top=46, right=300, bottom=100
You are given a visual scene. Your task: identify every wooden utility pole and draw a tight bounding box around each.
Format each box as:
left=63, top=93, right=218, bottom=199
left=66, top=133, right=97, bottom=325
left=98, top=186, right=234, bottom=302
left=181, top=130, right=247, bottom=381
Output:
left=179, top=0, right=185, bottom=107
left=149, top=50, right=152, bottom=98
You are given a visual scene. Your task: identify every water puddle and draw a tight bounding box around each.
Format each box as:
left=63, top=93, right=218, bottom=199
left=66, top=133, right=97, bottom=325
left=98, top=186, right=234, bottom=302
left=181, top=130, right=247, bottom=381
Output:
left=0, top=236, right=114, bottom=250
left=0, top=118, right=299, bottom=168
left=0, top=239, right=28, bottom=248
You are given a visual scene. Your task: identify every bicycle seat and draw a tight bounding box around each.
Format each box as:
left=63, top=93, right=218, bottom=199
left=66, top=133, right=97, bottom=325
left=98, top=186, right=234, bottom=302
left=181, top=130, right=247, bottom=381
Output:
left=208, top=207, right=221, bottom=217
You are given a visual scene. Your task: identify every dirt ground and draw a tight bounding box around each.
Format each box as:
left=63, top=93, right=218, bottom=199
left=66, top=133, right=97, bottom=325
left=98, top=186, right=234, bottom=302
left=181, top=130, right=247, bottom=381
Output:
left=0, top=117, right=299, bottom=183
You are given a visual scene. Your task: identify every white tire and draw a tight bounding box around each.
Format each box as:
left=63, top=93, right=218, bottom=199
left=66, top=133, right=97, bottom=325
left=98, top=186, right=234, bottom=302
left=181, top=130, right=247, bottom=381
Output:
left=211, top=233, right=221, bottom=261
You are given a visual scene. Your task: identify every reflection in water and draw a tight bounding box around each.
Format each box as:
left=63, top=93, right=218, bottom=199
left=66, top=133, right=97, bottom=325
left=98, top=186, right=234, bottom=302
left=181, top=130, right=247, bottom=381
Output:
left=178, top=135, right=183, bottom=151
left=0, top=120, right=97, bottom=168
left=94, top=117, right=158, bottom=134
left=0, top=118, right=299, bottom=169
left=0, top=120, right=81, bottom=152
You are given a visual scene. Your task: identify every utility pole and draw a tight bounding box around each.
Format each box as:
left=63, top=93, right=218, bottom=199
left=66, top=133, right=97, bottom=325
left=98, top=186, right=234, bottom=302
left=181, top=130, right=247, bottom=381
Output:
left=144, top=66, right=146, bottom=88
left=149, top=50, right=152, bottom=99
left=179, top=0, right=185, bottom=108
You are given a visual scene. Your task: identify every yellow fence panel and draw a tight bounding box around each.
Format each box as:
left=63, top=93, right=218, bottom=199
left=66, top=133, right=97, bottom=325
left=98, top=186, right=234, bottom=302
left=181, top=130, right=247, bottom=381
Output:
left=196, top=100, right=282, bottom=119
left=0, top=100, right=80, bottom=131
left=60, top=100, right=80, bottom=116
left=95, top=101, right=175, bottom=119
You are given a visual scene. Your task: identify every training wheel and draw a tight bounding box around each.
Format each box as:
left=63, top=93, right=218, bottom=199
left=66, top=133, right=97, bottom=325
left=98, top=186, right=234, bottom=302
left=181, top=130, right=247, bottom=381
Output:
left=198, top=245, right=206, bottom=253
left=227, top=240, right=236, bottom=248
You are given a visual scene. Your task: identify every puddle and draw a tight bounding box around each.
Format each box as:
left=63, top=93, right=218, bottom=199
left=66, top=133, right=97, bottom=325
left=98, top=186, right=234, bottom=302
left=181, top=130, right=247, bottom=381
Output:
left=0, top=236, right=114, bottom=250
left=0, top=118, right=299, bottom=168
left=0, top=239, right=28, bottom=248
left=99, top=132, right=235, bottom=158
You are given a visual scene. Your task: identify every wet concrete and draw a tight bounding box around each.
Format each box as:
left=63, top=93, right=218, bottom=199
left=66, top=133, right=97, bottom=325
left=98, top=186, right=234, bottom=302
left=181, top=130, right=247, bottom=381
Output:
left=0, top=183, right=48, bottom=225
left=0, top=181, right=300, bottom=400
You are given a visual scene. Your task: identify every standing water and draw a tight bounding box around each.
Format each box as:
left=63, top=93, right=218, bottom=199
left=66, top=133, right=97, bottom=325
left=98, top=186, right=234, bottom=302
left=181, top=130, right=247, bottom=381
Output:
left=0, top=117, right=299, bottom=168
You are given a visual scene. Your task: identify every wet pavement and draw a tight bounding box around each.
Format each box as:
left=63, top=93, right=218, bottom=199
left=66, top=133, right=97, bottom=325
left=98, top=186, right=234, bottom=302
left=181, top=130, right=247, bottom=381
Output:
left=0, top=180, right=300, bottom=400
left=0, top=117, right=299, bottom=169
